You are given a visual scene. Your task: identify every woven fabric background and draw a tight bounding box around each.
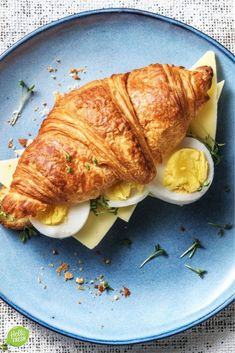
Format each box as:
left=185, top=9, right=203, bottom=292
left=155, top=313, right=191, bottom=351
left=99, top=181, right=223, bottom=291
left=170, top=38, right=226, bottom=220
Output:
left=0, top=1, right=234, bottom=352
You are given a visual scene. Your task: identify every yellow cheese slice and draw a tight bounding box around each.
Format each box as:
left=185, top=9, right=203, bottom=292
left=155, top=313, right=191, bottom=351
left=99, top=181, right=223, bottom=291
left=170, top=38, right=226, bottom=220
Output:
left=118, top=204, right=136, bottom=222
left=0, top=158, right=18, bottom=188
left=216, top=80, right=224, bottom=101
left=190, top=51, right=218, bottom=143
left=73, top=211, right=117, bottom=249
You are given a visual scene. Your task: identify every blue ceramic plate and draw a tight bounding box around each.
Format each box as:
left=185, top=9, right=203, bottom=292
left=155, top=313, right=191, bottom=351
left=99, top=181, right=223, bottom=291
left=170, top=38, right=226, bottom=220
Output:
left=0, top=9, right=234, bottom=344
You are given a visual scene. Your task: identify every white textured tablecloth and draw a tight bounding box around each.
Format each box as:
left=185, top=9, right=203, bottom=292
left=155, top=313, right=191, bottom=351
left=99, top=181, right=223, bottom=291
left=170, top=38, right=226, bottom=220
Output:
left=0, top=1, right=234, bottom=352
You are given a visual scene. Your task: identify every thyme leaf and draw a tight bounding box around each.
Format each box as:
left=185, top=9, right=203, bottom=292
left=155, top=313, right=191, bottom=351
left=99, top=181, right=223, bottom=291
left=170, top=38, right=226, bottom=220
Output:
left=140, top=244, right=168, bottom=268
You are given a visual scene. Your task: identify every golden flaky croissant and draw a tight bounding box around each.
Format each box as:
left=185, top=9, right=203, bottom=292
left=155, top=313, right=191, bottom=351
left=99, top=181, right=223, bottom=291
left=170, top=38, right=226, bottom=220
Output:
left=0, top=63, right=213, bottom=227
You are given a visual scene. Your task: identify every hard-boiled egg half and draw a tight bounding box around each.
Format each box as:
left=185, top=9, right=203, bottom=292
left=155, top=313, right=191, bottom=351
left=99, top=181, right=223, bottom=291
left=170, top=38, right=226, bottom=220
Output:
left=148, top=137, right=214, bottom=205
left=30, top=202, right=90, bottom=239
left=104, top=181, right=148, bottom=208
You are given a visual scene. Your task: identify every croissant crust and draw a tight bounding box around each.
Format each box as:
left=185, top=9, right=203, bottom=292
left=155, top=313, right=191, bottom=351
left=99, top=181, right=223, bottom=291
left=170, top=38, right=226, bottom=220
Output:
left=1, top=63, right=213, bottom=220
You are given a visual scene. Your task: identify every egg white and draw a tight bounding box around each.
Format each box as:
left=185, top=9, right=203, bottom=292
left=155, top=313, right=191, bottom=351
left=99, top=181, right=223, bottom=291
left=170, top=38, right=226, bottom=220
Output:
left=107, top=188, right=149, bottom=208
left=148, top=137, right=214, bottom=206
left=30, top=202, right=90, bottom=239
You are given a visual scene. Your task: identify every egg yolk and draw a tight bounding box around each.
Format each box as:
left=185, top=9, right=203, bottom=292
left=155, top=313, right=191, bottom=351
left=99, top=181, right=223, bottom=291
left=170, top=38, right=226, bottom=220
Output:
left=105, top=181, right=144, bottom=200
left=163, top=148, right=208, bottom=193
left=36, top=205, right=68, bottom=225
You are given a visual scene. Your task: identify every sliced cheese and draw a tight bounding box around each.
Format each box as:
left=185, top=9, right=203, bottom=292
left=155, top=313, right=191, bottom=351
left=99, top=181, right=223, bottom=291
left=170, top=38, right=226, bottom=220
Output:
left=118, top=204, right=136, bottom=222
left=190, top=51, right=224, bottom=144
left=0, top=158, right=18, bottom=188
left=191, top=51, right=217, bottom=99
left=73, top=211, right=117, bottom=249
left=217, top=80, right=225, bottom=101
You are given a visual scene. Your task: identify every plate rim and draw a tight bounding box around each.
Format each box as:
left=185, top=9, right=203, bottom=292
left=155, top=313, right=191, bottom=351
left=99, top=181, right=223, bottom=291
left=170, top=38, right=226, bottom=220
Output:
left=0, top=7, right=234, bottom=345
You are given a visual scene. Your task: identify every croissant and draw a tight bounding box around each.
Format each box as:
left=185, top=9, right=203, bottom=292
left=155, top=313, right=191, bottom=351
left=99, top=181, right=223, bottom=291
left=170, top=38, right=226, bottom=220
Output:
left=0, top=63, right=213, bottom=226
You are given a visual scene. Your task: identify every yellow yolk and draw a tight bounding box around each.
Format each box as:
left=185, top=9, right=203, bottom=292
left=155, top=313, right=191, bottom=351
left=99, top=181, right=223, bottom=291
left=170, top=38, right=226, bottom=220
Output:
left=105, top=181, right=144, bottom=200
left=36, top=205, right=68, bottom=225
left=163, top=148, right=208, bottom=193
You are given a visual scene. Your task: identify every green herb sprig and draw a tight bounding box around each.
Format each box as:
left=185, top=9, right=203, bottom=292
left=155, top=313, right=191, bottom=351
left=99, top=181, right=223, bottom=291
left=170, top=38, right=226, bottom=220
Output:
left=9, top=80, right=35, bottom=126
left=0, top=343, right=8, bottom=352
left=92, top=157, right=98, bottom=166
left=197, top=181, right=210, bottom=192
left=187, top=132, right=224, bottom=165
left=101, top=281, right=114, bottom=292
left=199, top=135, right=224, bottom=165
left=204, top=135, right=225, bottom=165
left=140, top=244, right=168, bottom=268
left=19, top=226, right=38, bottom=243
left=208, top=222, right=233, bottom=236
left=0, top=211, right=7, bottom=220
left=66, top=165, right=73, bottom=174
left=85, top=163, right=90, bottom=171
left=90, top=196, right=118, bottom=216
left=180, top=239, right=203, bottom=259
left=65, top=153, right=72, bottom=162
left=185, top=264, right=207, bottom=278
left=0, top=210, right=15, bottom=222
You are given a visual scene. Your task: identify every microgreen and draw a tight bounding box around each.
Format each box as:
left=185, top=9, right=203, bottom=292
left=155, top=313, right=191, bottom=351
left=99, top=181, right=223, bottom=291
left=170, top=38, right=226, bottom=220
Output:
left=9, top=80, right=35, bottom=126
left=0, top=343, right=8, bottom=352
left=85, top=163, right=90, bottom=171
left=200, top=134, right=225, bottom=165
left=65, top=153, right=72, bottom=162
left=90, top=196, right=118, bottom=216
left=92, top=157, right=98, bottom=166
left=19, top=226, right=38, bottom=243
left=197, top=181, right=210, bottom=192
left=180, top=239, right=203, bottom=259
left=101, top=281, right=114, bottom=292
left=185, top=264, right=207, bottom=278
left=140, top=244, right=168, bottom=268
left=66, top=165, right=73, bottom=174
left=187, top=132, right=224, bottom=165
left=208, top=222, right=233, bottom=236
left=0, top=210, right=15, bottom=222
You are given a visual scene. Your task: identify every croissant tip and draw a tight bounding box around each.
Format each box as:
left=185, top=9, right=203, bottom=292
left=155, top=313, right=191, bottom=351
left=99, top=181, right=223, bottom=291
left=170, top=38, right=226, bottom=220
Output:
left=196, top=65, right=214, bottom=79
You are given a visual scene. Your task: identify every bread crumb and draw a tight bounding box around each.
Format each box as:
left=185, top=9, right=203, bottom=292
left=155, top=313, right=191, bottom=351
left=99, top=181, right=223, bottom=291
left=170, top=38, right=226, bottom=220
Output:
left=56, top=262, right=69, bottom=273
left=120, top=287, right=131, bottom=297
left=112, top=295, right=119, bottom=301
left=76, top=277, right=84, bottom=285
left=64, top=272, right=74, bottom=281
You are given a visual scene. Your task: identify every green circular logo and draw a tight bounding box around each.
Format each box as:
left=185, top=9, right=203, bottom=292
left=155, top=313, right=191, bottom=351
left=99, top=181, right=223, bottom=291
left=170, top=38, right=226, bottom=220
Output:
left=6, top=326, right=29, bottom=347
